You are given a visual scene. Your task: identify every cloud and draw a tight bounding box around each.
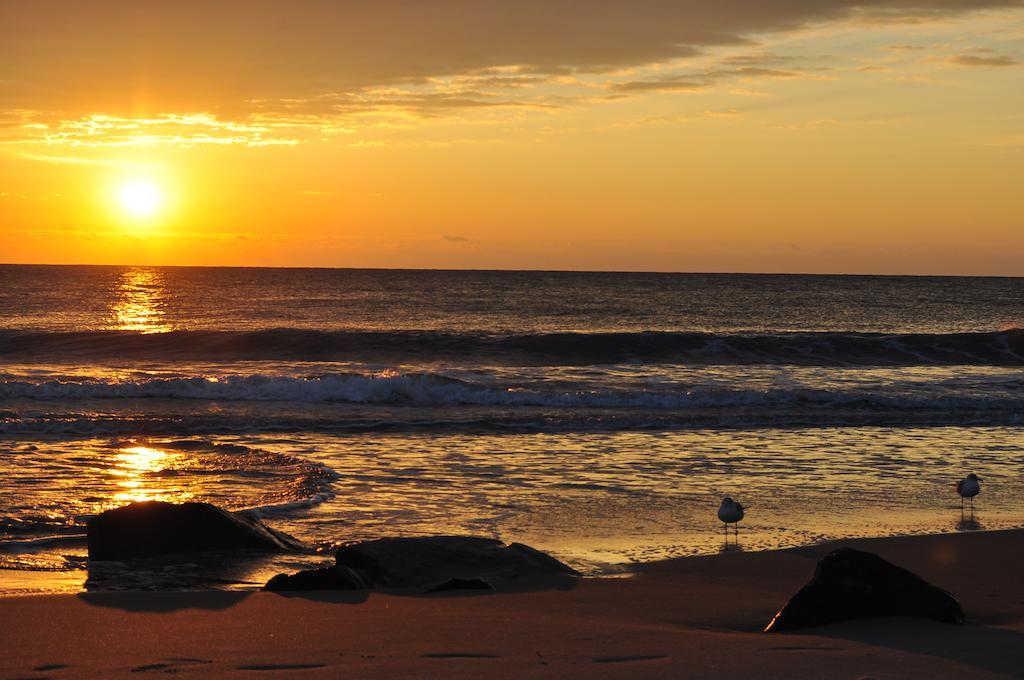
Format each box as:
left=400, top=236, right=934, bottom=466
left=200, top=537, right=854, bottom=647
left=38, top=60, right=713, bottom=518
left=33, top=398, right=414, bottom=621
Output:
left=3, top=149, right=150, bottom=168
left=443, top=234, right=472, bottom=243
left=302, top=89, right=560, bottom=116
left=0, top=191, right=63, bottom=200
left=0, top=113, right=303, bottom=148
left=1, top=1, right=1019, bottom=149
left=704, top=108, right=742, bottom=117
left=947, top=53, right=1020, bottom=66
left=2, top=1, right=1021, bottom=116
left=611, top=78, right=707, bottom=93
left=611, top=64, right=805, bottom=92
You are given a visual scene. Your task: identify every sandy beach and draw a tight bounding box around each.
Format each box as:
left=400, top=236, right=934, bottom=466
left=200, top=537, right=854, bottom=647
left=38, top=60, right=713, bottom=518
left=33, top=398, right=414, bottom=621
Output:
left=3, top=528, right=1023, bottom=679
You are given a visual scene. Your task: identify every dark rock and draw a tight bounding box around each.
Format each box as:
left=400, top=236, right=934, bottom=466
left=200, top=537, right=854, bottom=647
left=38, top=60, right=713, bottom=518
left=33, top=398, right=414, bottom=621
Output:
left=263, top=536, right=578, bottom=592
left=424, top=577, right=494, bottom=594
left=265, top=565, right=371, bottom=592
left=87, top=501, right=303, bottom=561
left=334, top=536, right=579, bottom=590
left=765, top=548, right=965, bottom=632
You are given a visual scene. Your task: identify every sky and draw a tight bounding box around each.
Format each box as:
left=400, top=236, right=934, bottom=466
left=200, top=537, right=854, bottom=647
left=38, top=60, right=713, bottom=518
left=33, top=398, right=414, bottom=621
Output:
left=1, top=1, right=1022, bottom=274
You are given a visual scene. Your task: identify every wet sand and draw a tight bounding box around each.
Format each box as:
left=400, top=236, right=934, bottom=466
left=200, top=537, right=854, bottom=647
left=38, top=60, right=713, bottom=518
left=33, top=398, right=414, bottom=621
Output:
left=2, top=529, right=1022, bottom=679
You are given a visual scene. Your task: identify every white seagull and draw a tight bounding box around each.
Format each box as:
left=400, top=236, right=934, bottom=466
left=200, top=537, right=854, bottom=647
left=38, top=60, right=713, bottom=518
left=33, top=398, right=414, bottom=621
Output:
left=718, top=497, right=745, bottom=543
left=956, top=473, right=982, bottom=513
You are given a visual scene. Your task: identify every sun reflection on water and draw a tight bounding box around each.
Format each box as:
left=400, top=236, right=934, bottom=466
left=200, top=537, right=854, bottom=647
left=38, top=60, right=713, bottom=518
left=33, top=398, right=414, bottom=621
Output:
left=110, top=268, right=173, bottom=333
left=111, top=445, right=190, bottom=504
left=118, top=445, right=168, bottom=471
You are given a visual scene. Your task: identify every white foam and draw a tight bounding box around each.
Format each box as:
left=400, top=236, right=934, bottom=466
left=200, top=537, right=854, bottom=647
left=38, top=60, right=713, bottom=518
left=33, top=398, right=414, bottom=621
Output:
left=3, top=371, right=1024, bottom=411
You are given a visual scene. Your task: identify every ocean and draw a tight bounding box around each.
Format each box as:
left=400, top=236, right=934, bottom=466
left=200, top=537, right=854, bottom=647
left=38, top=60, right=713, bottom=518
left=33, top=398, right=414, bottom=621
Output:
left=2, top=264, right=1023, bottom=593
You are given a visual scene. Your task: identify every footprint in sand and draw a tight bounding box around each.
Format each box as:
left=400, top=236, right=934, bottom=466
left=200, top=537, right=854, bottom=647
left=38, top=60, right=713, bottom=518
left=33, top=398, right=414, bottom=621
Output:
left=763, top=646, right=847, bottom=652
left=33, top=664, right=69, bottom=672
left=131, top=658, right=213, bottom=673
left=593, top=654, right=670, bottom=664
left=236, top=663, right=328, bottom=671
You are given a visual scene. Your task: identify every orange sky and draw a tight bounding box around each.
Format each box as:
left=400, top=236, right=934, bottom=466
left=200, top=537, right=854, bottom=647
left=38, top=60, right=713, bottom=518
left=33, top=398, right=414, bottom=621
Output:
left=1, top=1, right=1022, bottom=274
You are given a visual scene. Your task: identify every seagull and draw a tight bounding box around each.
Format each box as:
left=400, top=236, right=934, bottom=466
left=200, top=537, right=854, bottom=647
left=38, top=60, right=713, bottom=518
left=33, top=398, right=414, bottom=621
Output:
left=956, top=473, right=982, bottom=513
left=718, top=497, right=745, bottom=543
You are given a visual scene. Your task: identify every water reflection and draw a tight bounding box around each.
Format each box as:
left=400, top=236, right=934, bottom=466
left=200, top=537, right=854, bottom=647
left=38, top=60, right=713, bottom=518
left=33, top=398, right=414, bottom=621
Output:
left=719, top=542, right=746, bottom=554
left=111, top=445, right=189, bottom=504
left=110, top=268, right=172, bottom=333
left=957, top=516, right=983, bottom=532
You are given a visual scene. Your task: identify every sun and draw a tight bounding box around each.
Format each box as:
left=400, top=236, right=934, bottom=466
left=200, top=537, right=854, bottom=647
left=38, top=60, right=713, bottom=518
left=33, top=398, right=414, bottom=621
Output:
left=116, top=179, right=163, bottom=218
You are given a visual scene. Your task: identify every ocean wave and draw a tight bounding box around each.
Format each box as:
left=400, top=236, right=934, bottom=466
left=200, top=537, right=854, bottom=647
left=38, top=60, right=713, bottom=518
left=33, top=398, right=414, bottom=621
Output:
left=1, top=328, right=1022, bottom=366
left=0, top=533, right=87, bottom=552
left=3, top=370, right=1024, bottom=408
left=2, top=370, right=1024, bottom=435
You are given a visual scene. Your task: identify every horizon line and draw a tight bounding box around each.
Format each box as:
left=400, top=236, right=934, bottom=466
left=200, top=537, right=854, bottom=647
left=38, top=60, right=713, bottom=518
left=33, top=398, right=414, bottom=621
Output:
left=1, top=262, right=1023, bottom=279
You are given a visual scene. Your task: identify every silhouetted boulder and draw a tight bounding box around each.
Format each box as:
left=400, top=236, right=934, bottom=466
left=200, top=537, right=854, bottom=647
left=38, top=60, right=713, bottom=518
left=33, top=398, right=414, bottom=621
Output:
left=765, top=548, right=965, bottom=632
left=265, top=565, right=371, bottom=592
left=264, top=536, right=578, bottom=593
left=335, top=536, right=579, bottom=590
left=87, top=501, right=303, bottom=561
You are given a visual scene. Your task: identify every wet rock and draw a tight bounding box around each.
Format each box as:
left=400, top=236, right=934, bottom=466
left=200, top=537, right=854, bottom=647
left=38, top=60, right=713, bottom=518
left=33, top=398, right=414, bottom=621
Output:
left=264, top=536, right=578, bottom=592
left=265, top=565, right=371, bottom=592
left=87, top=501, right=303, bottom=561
left=765, top=548, right=965, bottom=632
left=334, top=536, right=579, bottom=590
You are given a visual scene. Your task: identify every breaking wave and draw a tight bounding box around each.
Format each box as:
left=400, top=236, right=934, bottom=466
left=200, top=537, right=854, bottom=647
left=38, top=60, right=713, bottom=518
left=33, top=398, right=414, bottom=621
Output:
left=3, top=369, right=1024, bottom=434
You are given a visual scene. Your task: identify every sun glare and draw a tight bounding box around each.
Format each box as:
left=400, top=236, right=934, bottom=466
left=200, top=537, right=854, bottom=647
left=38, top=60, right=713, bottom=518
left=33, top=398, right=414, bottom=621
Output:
left=116, top=179, right=163, bottom=218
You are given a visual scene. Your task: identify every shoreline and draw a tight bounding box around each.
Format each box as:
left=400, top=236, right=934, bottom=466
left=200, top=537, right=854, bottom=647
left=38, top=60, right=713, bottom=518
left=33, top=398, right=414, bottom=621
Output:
left=4, top=528, right=1023, bottom=678
left=3, top=521, right=1016, bottom=597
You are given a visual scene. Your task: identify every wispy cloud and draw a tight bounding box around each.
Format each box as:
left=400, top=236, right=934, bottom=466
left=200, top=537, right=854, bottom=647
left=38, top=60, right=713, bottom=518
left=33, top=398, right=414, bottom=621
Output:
left=3, top=149, right=150, bottom=168
left=947, top=53, right=1020, bottom=66
left=0, top=191, right=64, bottom=200
left=611, top=78, right=707, bottom=93
left=1, top=114, right=302, bottom=148
left=610, top=63, right=809, bottom=93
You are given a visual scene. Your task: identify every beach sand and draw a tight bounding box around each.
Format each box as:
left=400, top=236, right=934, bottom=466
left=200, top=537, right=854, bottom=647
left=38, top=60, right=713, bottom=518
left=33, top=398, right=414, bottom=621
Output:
left=3, top=529, right=1023, bottom=679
